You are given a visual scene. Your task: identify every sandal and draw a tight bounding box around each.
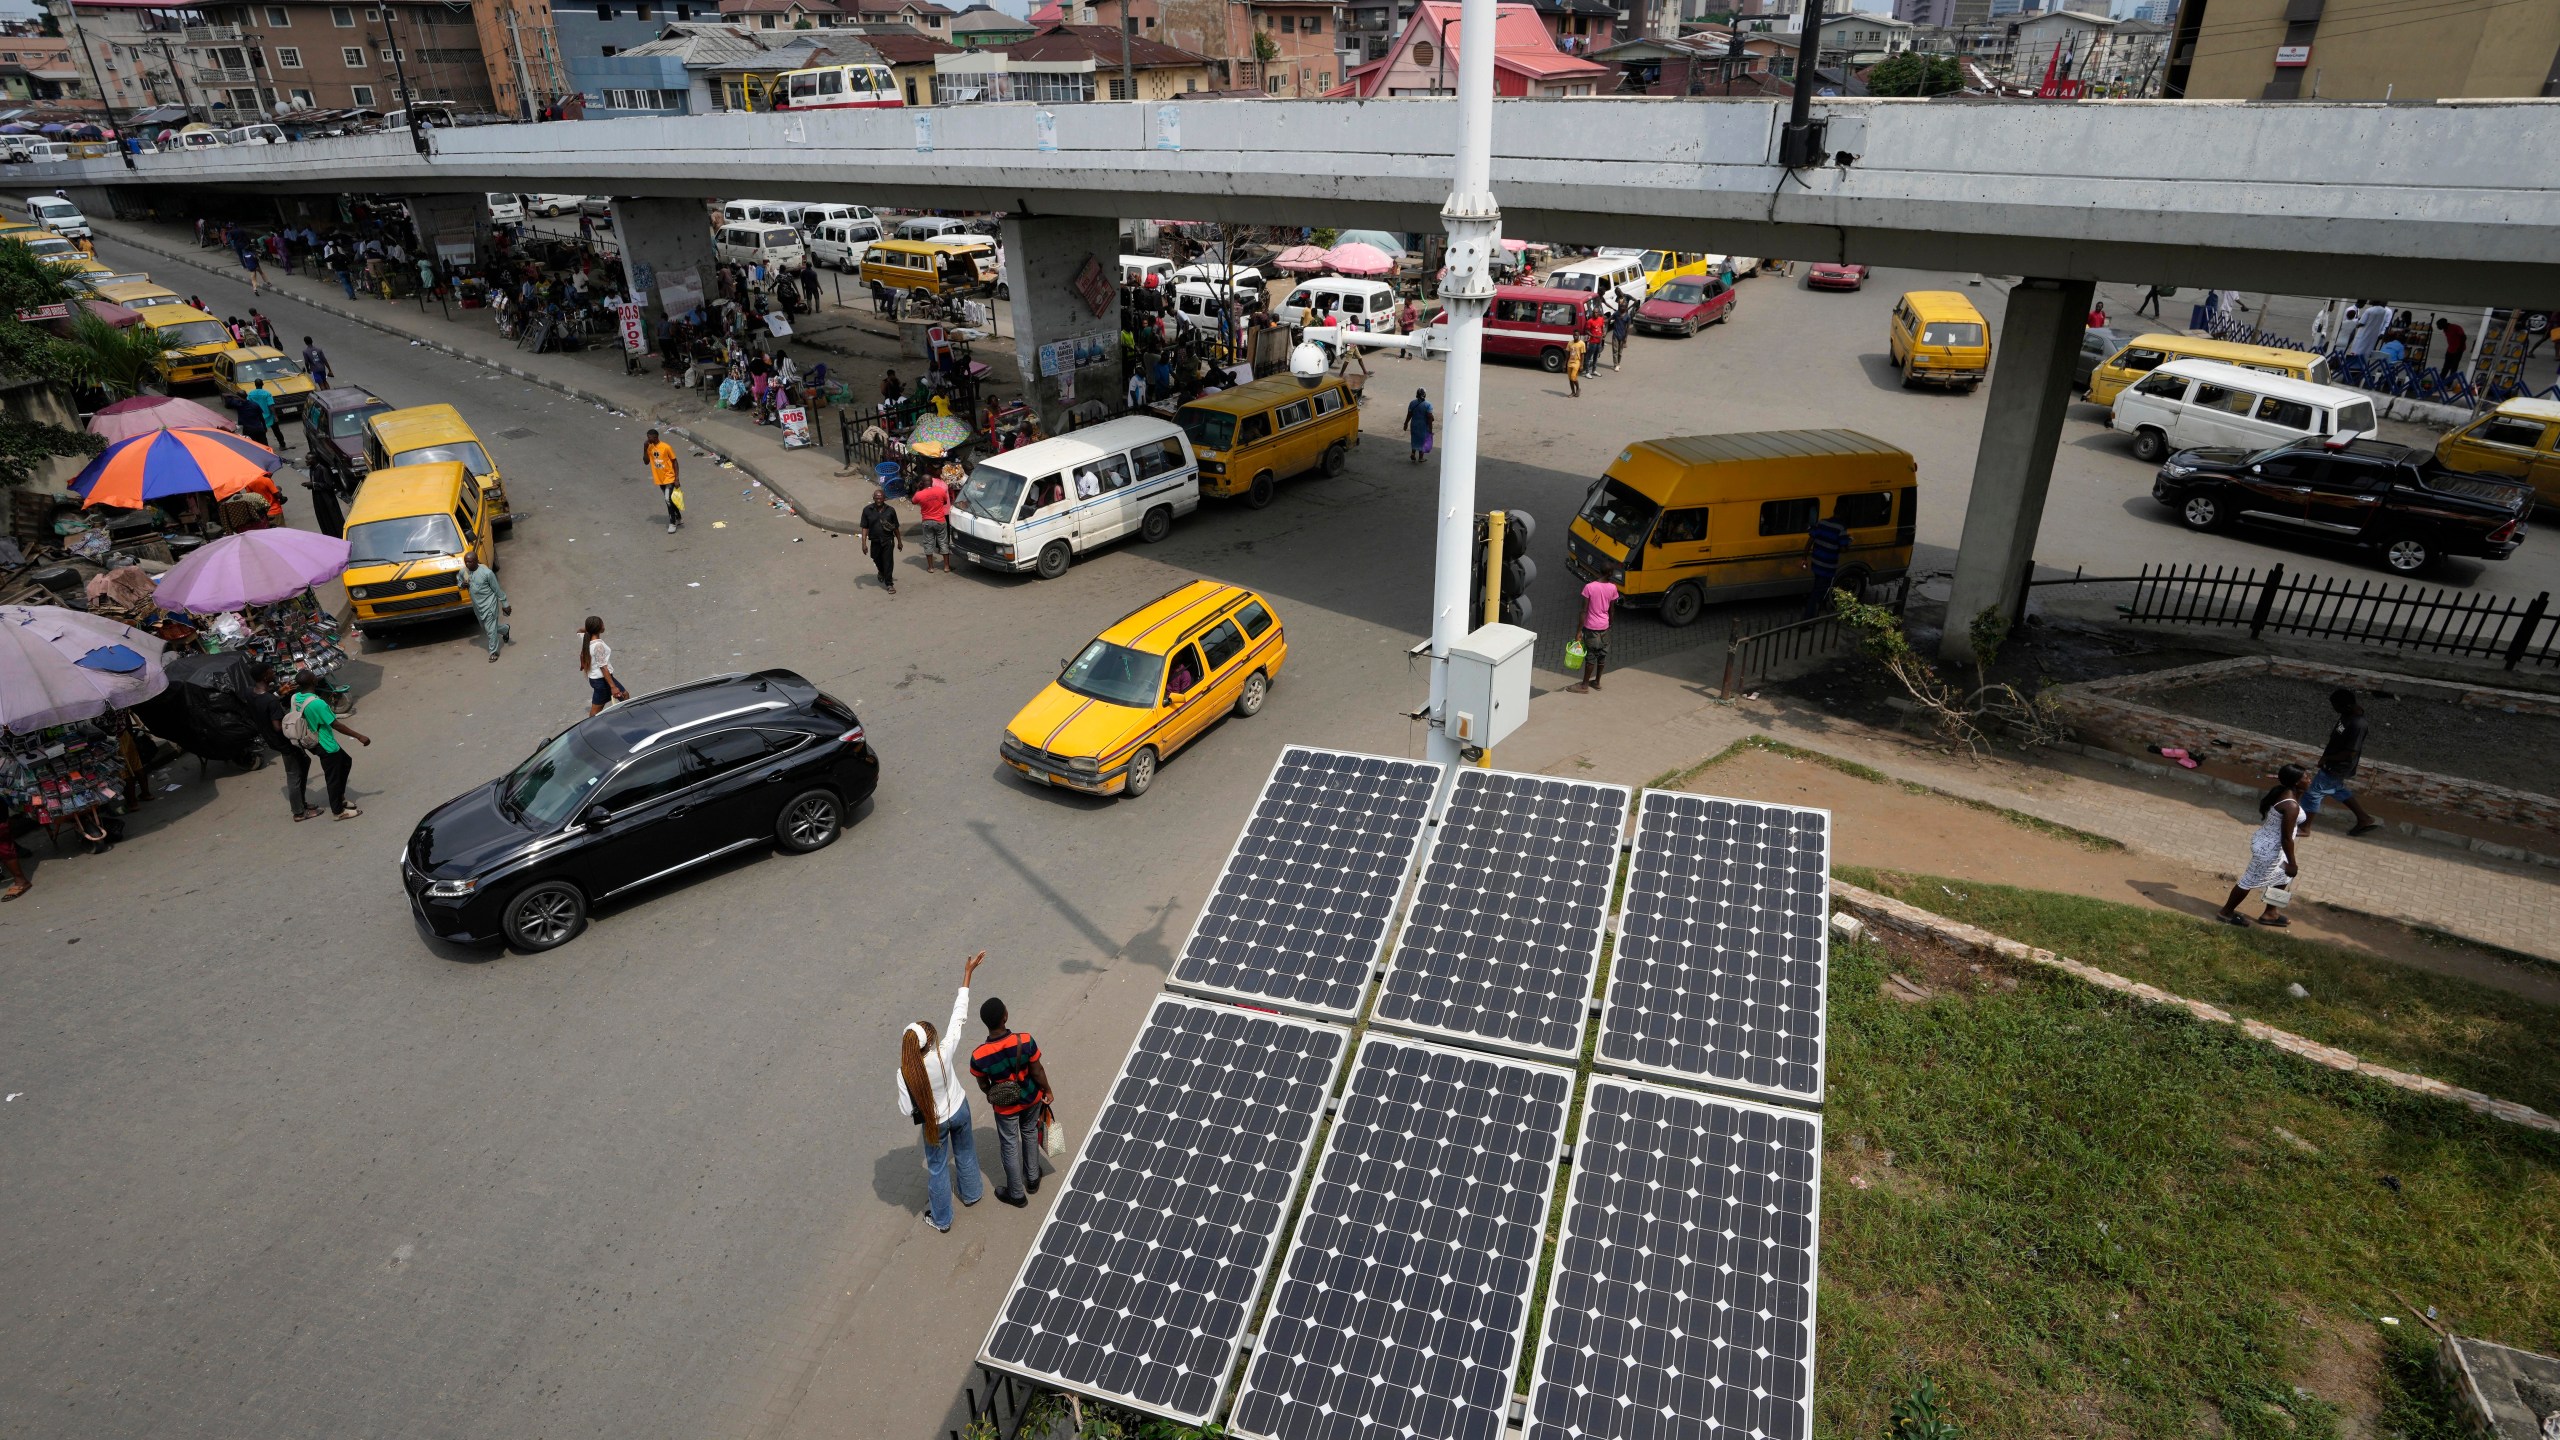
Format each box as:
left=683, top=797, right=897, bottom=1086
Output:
left=2, top=883, right=27, bottom=902
left=333, top=807, right=362, bottom=820
left=2215, top=913, right=2250, bottom=927
left=2256, top=914, right=2292, bottom=927
left=2349, top=823, right=2381, bottom=837
left=294, top=808, right=321, bottom=822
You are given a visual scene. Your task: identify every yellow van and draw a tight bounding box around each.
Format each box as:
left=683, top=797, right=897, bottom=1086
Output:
left=1623, top=249, right=1713, bottom=295
left=339, top=462, right=495, bottom=636
left=1887, top=291, right=1991, bottom=390
left=2084, top=333, right=2329, bottom=408
left=2437, top=397, right=2560, bottom=513
left=363, top=404, right=511, bottom=530
left=999, top=580, right=1288, bottom=799
left=860, top=237, right=994, bottom=303
left=91, top=279, right=185, bottom=311
left=1565, top=430, right=1917, bottom=627
left=135, top=304, right=235, bottom=386
left=1174, top=373, right=1359, bottom=508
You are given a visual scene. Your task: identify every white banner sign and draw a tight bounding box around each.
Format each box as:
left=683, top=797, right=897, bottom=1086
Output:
left=617, top=302, right=646, bottom=354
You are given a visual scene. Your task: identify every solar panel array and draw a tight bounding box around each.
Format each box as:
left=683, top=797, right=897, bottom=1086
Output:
left=1524, top=1077, right=1823, bottom=1440
left=1167, top=746, right=1444, bottom=1020
left=1373, top=769, right=1632, bottom=1062
left=1597, top=791, right=1832, bottom=1106
left=978, top=995, right=1351, bottom=1426
left=1228, top=1034, right=1574, bottom=1440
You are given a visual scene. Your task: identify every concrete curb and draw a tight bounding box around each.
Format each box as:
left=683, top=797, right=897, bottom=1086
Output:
left=1830, top=879, right=2560, bottom=1137
left=100, top=224, right=864, bottom=535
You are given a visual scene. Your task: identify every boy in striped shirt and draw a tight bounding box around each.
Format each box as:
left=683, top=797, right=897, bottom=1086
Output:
left=970, top=997, right=1055, bottom=1207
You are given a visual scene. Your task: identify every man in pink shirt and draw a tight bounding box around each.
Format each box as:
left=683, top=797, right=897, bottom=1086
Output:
left=912, top=467, right=955, bottom=574
left=1571, top=569, right=1619, bottom=694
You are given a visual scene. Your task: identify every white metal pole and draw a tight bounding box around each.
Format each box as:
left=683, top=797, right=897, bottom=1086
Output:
left=1422, top=0, right=1500, bottom=769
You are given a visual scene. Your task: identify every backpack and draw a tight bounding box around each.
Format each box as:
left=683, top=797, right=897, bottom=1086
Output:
left=280, top=693, right=324, bottom=751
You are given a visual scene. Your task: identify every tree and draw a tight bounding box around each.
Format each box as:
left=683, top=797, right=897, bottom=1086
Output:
left=0, top=236, right=107, bottom=488
left=1864, top=50, right=1963, bottom=97
left=1834, top=598, right=2066, bottom=759
left=66, top=309, right=170, bottom=401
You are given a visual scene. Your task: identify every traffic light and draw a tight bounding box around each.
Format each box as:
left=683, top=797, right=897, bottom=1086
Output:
left=1470, top=510, right=1537, bottom=628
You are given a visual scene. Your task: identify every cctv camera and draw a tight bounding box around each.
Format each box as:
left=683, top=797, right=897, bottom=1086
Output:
left=1289, top=341, right=1332, bottom=387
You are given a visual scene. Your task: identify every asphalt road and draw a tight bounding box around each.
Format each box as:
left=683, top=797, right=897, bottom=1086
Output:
left=6, top=233, right=2551, bottom=1440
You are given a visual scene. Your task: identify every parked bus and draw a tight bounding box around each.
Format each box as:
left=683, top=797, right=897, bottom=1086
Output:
left=772, top=63, right=903, bottom=111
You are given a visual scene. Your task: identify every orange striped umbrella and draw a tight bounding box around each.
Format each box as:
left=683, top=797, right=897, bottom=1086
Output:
left=67, top=426, right=281, bottom=510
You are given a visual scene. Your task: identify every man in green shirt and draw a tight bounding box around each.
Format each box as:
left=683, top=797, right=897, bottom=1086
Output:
left=292, top=670, right=372, bottom=820
left=465, top=554, right=512, bottom=662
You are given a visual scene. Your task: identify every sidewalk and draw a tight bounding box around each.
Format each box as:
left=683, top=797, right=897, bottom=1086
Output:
left=1496, top=664, right=2560, bottom=963
left=97, top=218, right=984, bottom=534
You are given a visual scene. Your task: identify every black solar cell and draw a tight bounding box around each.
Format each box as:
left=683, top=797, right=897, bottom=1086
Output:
left=1374, top=769, right=1630, bottom=1061
left=979, top=996, right=1351, bottom=1425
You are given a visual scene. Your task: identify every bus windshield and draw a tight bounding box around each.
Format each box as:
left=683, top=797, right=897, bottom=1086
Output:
left=958, top=461, right=1027, bottom=521
left=344, top=514, right=463, bottom=568
left=1579, top=477, right=1661, bottom=553
left=1176, top=406, right=1236, bottom=452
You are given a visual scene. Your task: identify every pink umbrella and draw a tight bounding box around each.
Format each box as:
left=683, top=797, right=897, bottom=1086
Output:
left=153, top=527, right=351, bottom=612
left=89, top=395, right=238, bottom=444
left=1271, top=244, right=1331, bottom=275
left=1323, top=241, right=1397, bottom=277
left=1499, top=238, right=1530, bottom=252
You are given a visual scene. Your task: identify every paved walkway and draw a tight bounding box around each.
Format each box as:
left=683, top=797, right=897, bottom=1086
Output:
left=98, top=218, right=992, bottom=532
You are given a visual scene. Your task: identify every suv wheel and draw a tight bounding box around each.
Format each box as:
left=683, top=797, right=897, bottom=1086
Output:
left=775, top=788, right=842, bottom=853
left=2130, top=428, right=2167, bottom=463
left=2382, top=535, right=2433, bottom=574
left=2180, top=494, right=2223, bottom=531
left=503, top=880, right=586, bottom=952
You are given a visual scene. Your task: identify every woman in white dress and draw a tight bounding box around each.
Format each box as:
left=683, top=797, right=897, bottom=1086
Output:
left=2218, top=764, right=2306, bottom=928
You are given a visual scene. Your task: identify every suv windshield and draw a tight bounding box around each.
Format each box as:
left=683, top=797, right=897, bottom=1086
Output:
left=344, top=513, right=463, bottom=567
left=958, top=460, right=1027, bottom=521
left=327, top=403, right=393, bottom=437
left=1177, top=406, right=1237, bottom=452
left=502, top=728, right=616, bottom=828
left=1059, top=640, right=1165, bottom=709
left=393, top=441, right=493, bottom=475
left=1579, top=477, right=1661, bottom=552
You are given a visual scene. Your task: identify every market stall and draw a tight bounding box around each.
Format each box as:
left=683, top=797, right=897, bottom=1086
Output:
left=1, top=605, right=168, bottom=863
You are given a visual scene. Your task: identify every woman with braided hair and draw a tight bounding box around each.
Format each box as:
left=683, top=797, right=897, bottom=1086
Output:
left=896, top=951, right=988, bottom=1231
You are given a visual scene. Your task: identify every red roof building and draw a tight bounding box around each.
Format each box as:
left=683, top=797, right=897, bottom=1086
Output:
left=1331, top=0, right=1608, bottom=97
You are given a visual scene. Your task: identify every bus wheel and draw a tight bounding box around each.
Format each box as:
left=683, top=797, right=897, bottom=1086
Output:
left=1247, top=472, right=1276, bottom=509
left=1320, top=441, right=1348, bottom=477
left=1140, top=505, right=1172, bottom=543
left=1035, top=539, right=1072, bottom=579
left=1540, top=348, right=1566, bottom=373
left=1660, top=582, right=1704, bottom=628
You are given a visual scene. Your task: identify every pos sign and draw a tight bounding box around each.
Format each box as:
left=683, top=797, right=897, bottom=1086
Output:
left=617, top=302, right=647, bottom=355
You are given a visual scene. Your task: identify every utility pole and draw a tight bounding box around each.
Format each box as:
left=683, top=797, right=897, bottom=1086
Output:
left=1777, top=0, right=1827, bottom=166
left=154, top=38, right=200, bottom=124
left=1420, top=0, right=1500, bottom=770
left=1117, top=0, right=1136, bottom=100
left=381, top=8, right=426, bottom=154
left=504, top=5, right=536, bottom=119
left=72, top=26, right=137, bottom=169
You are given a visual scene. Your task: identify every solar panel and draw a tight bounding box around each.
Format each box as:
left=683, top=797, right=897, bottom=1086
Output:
left=978, top=995, right=1351, bottom=1427
left=1228, top=1034, right=1573, bottom=1440
left=1167, top=746, right=1444, bottom=1021
left=1524, top=1078, right=1822, bottom=1440
left=1373, top=768, right=1631, bottom=1062
left=1596, top=790, right=1831, bottom=1107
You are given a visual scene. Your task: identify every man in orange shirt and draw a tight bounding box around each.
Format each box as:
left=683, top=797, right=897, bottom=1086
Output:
left=968, top=994, right=1055, bottom=1207
left=643, top=427, right=682, bottom=533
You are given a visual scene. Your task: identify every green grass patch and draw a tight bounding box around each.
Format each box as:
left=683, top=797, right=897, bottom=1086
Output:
left=1840, top=866, right=2560, bottom=1118
left=1656, top=734, right=2123, bottom=851
left=1819, top=930, right=2560, bottom=1438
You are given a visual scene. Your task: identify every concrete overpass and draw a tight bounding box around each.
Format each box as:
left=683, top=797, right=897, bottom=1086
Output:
left=63, top=96, right=2560, bottom=657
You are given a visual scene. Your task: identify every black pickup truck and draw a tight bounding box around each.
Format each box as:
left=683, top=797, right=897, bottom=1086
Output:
left=2152, top=437, right=2531, bottom=574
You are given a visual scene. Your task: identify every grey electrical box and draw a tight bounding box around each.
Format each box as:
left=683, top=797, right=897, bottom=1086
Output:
left=1446, top=623, right=1535, bottom=750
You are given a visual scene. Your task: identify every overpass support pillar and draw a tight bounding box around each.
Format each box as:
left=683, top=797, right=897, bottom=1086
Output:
left=998, top=213, right=1121, bottom=435
left=608, top=197, right=719, bottom=326
left=404, top=194, right=482, bottom=257
left=1939, top=276, right=2094, bottom=665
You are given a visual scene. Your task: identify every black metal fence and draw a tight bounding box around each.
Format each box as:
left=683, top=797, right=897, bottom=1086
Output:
left=1717, top=575, right=1911, bottom=696
left=2118, top=562, right=2558, bottom=669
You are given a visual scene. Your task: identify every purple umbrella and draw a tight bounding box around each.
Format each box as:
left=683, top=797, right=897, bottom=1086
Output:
left=0, top=605, right=169, bottom=733
left=154, top=527, right=351, bottom=612
left=89, top=394, right=238, bottom=444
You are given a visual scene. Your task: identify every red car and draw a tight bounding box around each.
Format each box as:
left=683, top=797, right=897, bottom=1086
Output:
left=1807, top=262, right=1869, bottom=291
left=1632, top=275, right=1737, bottom=337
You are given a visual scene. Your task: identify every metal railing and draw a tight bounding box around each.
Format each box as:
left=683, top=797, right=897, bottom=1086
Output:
left=181, top=23, right=243, bottom=41
left=2118, top=561, right=2558, bottom=669
left=1717, top=574, right=1910, bottom=696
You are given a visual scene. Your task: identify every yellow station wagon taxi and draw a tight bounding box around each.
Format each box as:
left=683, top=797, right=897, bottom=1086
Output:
left=1001, top=581, right=1286, bottom=798
left=212, top=345, right=317, bottom=420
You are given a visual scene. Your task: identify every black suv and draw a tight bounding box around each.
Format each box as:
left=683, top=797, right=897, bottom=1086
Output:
left=402, top=670, right=879, bottom=952
left=2151, top=437, right=2531, bottom=574
left=302, top=385, right=394, bottom=496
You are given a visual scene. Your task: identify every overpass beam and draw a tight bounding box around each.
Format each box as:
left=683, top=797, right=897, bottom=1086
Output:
left=608, top=197, right=719, bottom=326
left=999, top=213, right=1120, bottom=436
left=1940, top=276, right=2094, bottom=665
left=405, top=193, right=482, bottom=255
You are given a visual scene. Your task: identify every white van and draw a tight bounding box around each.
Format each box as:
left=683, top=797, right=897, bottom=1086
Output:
left=1171, top=262, right=1265, bottom=299
left=714, top=219, right=807, bottom=269
left=24, top=195, right=89, bottom=240
left=1277, top=276, right=1401, bottom=333
left=222, top=123, right=285, bottom=146
left=13, top=140, right=70, bottom=163
left=1705, top=253, right=1762, bottom=279
left=524, top=194, right=585, bottom=216
left=809, top=218, right=882, bottom=270
left=897, top=216, right=976, bottom=242
left=1549, top=253, right=1648, bottom=307
left=802, top=203, right=876, bottom=231
left=1121, top=254, right=1174, bottom=288
left=1170, top=282, right=1248, bottom=336
left=486, top=193, right=526, bottom=224
left=949, top=416, right=1201, bottom=578
left=2112, top=358, right=2376, bottom=463
left=723, top=198, right=795, bottom=228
